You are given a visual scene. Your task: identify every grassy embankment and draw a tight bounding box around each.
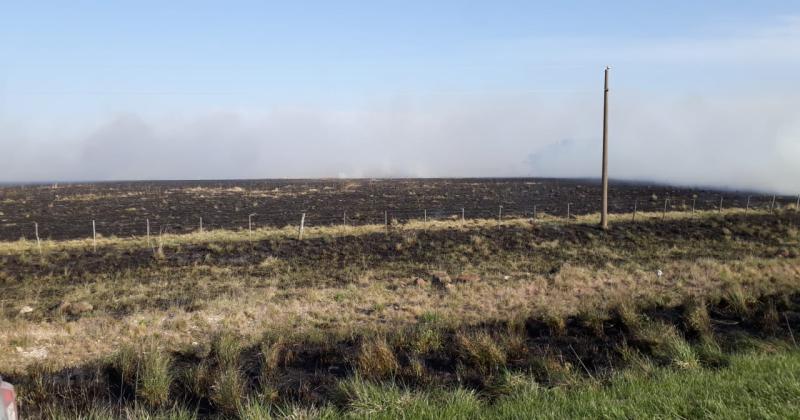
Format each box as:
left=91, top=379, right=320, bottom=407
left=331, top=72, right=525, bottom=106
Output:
left=0, top=208, right=798, bottom=417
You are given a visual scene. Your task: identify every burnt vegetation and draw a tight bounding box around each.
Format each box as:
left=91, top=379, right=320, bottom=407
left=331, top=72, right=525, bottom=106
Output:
left=0, top=179, right=799, bottom=418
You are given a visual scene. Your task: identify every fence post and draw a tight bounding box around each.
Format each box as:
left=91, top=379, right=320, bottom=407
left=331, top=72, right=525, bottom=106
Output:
left=567, top=203, right=571, bottom=220
left=796, top=195, right=800, bottom=211
left=343, top=211, right=347, bottom=226
left=92, top=220, right=97, bottom=252
left=461, top=208, right=465, bottom=222
left=34, top=222, right=41, bottom=255
left=719, top=196, right=723, bottom=214
left=146, top=218, right=151, bottom=247
left=248, top=213, right=255, bottom=237
left=771, top=195, right=776, bottom=213
left=633, top=200, right=637, bottom=222
left=498, top=205, right=503, bottom=223
left=692, top=198, right=696, bottom=214
left=745, top=196, right=751, bottom=214
left=424, top=209, right=427, bottom=223
left=298, top=213, right=306, bottom=240
left=533, top=205, right=537, bottom=220
left=199, top=217, right=203, bottom=233
left=384, top=210, right=388, bottom=229
left=663, top=198, right=668, bottom=220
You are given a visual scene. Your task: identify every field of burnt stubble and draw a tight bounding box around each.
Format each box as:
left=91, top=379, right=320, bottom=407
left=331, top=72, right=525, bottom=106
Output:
left=0, top=178, right=796, bottom=241
left=0, top=178, right=799, bottom=418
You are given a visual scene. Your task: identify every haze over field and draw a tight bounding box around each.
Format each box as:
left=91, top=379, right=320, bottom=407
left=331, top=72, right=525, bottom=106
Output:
left=1, top=2, right=799, bottom=193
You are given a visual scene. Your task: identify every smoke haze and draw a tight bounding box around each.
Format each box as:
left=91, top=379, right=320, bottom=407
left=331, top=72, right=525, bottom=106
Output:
left=2, top=91, right=799, bottom=194
left=1, top=12, right=799, bottom=193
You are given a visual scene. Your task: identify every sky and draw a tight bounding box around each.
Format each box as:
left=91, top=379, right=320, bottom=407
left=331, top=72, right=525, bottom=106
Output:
left=1, top=1, right=799, bottom=193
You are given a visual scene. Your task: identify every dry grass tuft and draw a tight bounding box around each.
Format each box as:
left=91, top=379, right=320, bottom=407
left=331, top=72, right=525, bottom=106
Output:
left=212, top=331, right=242, bottom=369
left=356, top=337, right=399, bottom=380
left=758, top=299, right=781, bottom=335
left=633, top=320, right=699, bottom=370
left=211, top=365, right=246, bottom=414
left=683, top=298, right=712, bottom=339
left=455, top=331, right=507, bottom=375
left=578, top=307, right=608, bottom=337
left=114, top=340, right=173, bottom=408
left=260, top=337, right=286, bottom=380
left=724, top=283, right=756, bottom=318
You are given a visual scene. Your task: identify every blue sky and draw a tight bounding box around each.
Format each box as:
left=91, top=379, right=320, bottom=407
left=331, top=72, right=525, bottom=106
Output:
left=1, top=1, right=799, bottom=191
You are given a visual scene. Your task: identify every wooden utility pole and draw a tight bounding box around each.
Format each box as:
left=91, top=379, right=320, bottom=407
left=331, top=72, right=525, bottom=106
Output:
left=600, top=66, right=610, bottom=230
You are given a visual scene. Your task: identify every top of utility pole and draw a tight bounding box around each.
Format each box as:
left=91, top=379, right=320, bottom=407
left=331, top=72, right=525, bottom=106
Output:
left=600, top=66, right=610, bottom=230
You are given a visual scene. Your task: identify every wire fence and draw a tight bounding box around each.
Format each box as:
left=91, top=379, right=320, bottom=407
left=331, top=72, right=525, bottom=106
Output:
left=0, top=193, right=798, bottom=243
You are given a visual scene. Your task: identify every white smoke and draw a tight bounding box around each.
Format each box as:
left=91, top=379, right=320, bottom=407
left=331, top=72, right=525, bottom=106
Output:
left=1, top=16, right=799, bottom=194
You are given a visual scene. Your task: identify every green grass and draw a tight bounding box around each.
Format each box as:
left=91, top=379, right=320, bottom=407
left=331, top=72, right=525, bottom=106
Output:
left=320, top=349, right=800, bottom=419
left=34, top=349, right=800, bottom=418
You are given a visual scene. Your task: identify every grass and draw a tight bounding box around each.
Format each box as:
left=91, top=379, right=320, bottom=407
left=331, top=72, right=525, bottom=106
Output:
left=12, top=287, right=795, bottom=418
left=311, top=349, right=800, bottom=419
left=114, top=340, right=173, bottom=408
left=2, top=209, right=800, bottom=417
left=356, top=337, right=399, bottom=380
left=0, top=207, right=781, bottom=256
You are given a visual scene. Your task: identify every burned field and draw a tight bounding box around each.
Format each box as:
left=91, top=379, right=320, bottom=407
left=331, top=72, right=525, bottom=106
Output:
left=0, top=178, right=792, bottom=241
left=0, top=179, right=799, bottom=418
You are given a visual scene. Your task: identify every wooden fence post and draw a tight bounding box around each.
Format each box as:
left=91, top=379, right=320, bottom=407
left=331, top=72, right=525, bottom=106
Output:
left=384, top=210, right=388, bottom=229
left=771, top=195, right=776, bottom=213
left=719, top=196, right=723, bottom=213
left=92, top=220, right=97, bottom=252
left=745, top=196, right=751, bottom=214
left=533, top=205, right=537, bottom=220
left=199, top=217, right=203, bottom=233
left=567, top=203, right=571, bottom=220
left=461, top=208, right=465, bottom=222
left=692, top=198, right=696, bottom=214
left=343, top=211, right=347, bottom=226
left=424, top=209, right=427, bottom=223
left=498, top=205, right=503, bottom=223
left=248, top=213, right=255, bottom=237
left=663, top=198, right=668, bottom=220
left=633, top=200, right=637, bottom=222
left=34, top=222, right=41, bottom=255
left=298, top=213, right=306, bottom=240
left=146, top=218, right=151, bottom=247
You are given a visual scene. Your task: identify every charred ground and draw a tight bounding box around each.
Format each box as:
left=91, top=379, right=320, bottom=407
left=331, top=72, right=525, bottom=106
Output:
left=0, top=178, right=792, bottom=241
